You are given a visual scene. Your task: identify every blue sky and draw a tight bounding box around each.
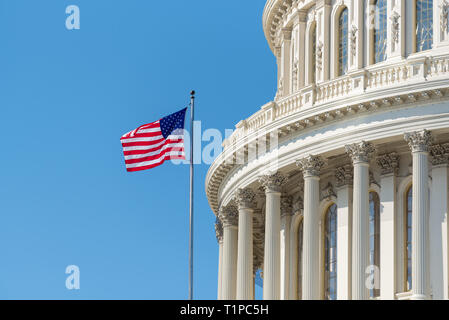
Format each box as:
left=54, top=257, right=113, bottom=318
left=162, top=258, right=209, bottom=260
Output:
left=0, top=0, right=276, bottom=299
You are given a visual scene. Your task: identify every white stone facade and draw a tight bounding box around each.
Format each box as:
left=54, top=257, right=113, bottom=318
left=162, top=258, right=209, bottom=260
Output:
left=208, top=0, right=449, bottom=300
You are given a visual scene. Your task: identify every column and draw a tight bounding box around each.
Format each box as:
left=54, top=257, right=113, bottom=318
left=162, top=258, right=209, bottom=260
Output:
left=348, top=0, right=363, bottom=71
left=404, top=130, right=432, bottom=300
left=376, top=153, right=400, bottom=300
left=288, top=197, right=304, bottom=300
left=281, top=28, right=292, bottom=96
left=219, top=204, right=239, bottom=300
left=280, top=195, right=293, bottom=300
left=295, top=10, right=307, bottom=89
left=316, top=0, right=332, bottom=82
left=429, top=144, right=449, bottom=300
left=335, top=164, right=353, bottom=300
left=235, top=188, right=256, bottom=300
left=434, top=0, right=449, bottom=48
left=215, top=219, right=224, bottom=300
left=346, top=141, right=376, bottom=300
left=387, top=0, right=405, bottom=60
left=259, top=172, right=287, bottom=300
left=296, top=155, right=326, bottom=300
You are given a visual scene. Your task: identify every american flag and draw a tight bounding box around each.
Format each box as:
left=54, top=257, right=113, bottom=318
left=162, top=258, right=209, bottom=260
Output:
left=120, top=108, right=187, bottom=172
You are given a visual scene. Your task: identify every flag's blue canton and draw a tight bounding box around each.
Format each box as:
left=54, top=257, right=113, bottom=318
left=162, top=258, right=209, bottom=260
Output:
left=160, top=108, right=187, bottom=139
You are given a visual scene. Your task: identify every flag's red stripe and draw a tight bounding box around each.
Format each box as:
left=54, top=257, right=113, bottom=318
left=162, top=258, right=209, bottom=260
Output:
left=124, top=147, right=185, bottom=164
left=122, top=139, right=184, bottom=155
left=121, top=139, right=165, bottom=147
left=125, top=155, right=185, bottom=172
left=120, top=131, right=163, bottom=139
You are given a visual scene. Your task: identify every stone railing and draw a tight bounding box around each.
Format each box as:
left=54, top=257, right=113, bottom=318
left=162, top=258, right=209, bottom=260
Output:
left=224, top=54, right=449, bottom=149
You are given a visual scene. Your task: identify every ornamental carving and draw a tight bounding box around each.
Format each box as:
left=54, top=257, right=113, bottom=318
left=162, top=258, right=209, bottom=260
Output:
left=296, top=155, right=326, bottom=177
left=390, top=11, right=400, bottom=44
left=376, top=152, right=400, bottom=175
left=345, top=141, right=376, bottom=163
left=440, top=0, right=449, bottom=34
left=292, top=59, right=299, bottom=91
left=280, top=195, right=293, bottom=217
left=258, top=171, right=288, bottom=192
left=335, top=164, right=353, bottom=187
left=430, top=143, right=449, bottom=165
left=215, top=218, right=223, bottom=243
left=218, top=204, right=238, bottom=227
left=293, top=197, right=304, bottom=212
left=321, top=183, right=336, bottom=201
left=350, top=25, right=358, bottom=57
left=404, top=130, right=433, bottom=153
left=316, top=41, right=324, bottom=72
left=233, top=188, right=256, bottom=209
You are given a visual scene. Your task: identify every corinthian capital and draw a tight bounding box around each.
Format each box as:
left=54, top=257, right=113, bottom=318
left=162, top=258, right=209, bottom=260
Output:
left=233, top=188, right=256, bottom=209
left=258, top=171, right=287, bottom=193
left=376, top=152, right=400, bottom=176
left=345, top=141, right=376, bottom=164
left=280, top=195, right=293, bottom=217
left=218, top=204, right=238, bottom=227
left=296, top=155, right=326, bottom=177
left=430, top=143, right=449, bottom=166
left=335, top=164, right=353, bottom=187
left=404, top=130, right=433, bottom=153
left=215, top=218, right=223, bottom=243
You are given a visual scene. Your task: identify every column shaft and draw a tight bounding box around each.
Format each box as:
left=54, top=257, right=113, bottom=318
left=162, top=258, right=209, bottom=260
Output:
left=222, top=225, right=238, bottom=300
left=218, top=241, right=223, bottom=300
left=380, top=174, right=397, bottom=299
left=236, top=208, right=254, bottom=300
left=337, top=185, right=353, bottom=300
left=302, top=176, right=320, bottom=300
left=411, top=151, right=429, bottom=299
left=263, top=190, right=281, bottom=300
left=280, top=213, right=292, bottom=300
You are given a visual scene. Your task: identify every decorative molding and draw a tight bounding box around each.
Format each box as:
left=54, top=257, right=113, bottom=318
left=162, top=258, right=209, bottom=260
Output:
left=316, top=41, right=324, bottom=72
left=430, top=143, right=449, bottom=165
left=440, top=0, right=449, bottom=34
left=335, top=164, right=353, bottom=187
left=376, top=152, right=400, bottom=176
left=345, top=141, right=376, bottom=163
left=281, top=195, right=293, bottom=217
left=259, top=171, right=288, bottom=193
left=350, top=25, right=358, bottom=57
left=215, top=218, right=223, bottom=243
left=293, top=197, right=304, bottom=212
left=404, top=130, right=433, bottom=153
left=218, top=204, right=238, bottom=227
left=390, top=11, right=400, bottom=44
left=320, top=183, right=336, bottom=201
left=233, top=188, right=256, bottom=209
left=296, top=155, right=326, bottom=177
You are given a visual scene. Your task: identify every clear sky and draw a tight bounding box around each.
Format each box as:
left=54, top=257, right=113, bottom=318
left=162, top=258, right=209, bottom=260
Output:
left=0, top=0, right=276, bottom=299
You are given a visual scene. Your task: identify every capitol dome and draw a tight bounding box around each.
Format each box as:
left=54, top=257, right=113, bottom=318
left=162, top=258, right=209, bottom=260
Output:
left=207, top=0, right=449, bottom=300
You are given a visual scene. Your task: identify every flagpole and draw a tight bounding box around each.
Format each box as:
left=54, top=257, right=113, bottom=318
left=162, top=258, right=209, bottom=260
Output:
left=189, top=90, right=195, bottom=300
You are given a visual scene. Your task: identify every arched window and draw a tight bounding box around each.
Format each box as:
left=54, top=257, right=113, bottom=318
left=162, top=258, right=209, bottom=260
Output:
left=369, top=192, right=381, bottom=298
left=311, top=24, right=317, bottom=84
left=405, top=185, right=413, bottom=291
left=373, top=0, right=387, bottom=63
left=416, top=0, right=433, bottom=52
left=324, top=204, right=337, bottom=300
left=338, top=8, right=349, bottom=76
left=297, top=220, right=304, bottom=299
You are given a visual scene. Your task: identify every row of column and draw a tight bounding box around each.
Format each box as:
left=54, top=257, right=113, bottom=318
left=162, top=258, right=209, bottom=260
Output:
left=217, top=129, right=440, bottom=300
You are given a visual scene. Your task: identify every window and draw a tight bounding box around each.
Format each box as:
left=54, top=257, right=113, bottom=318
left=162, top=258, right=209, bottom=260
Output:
left=338, top=8, right=349, bottom=76
left=416, top=0, right=433, bottom=52
left=369, top=192, right=380, bottom=298
left=405, top=186, right=412, bottom=291
left=374, top=0, right=387, bottom=63
left=297, top=221, right=304, bottom=299
left=324, top=204, right=337, bottom=300
left=311, top=24, right=316, bottom=83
